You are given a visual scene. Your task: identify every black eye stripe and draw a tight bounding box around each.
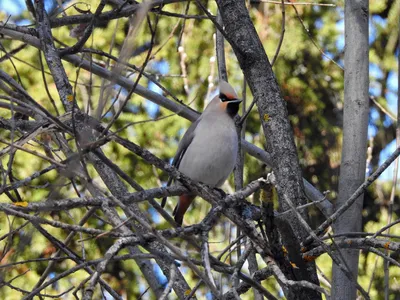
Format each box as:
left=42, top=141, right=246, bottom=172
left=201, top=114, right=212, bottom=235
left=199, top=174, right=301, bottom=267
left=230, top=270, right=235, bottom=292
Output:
left=219, top=93, right=228, bottom=102
left=219, top=93, right=237, bottom=102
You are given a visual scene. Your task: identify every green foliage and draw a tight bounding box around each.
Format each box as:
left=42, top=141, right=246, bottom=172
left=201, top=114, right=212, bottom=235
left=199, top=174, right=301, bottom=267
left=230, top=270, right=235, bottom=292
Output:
left=0, top=0, right=399, bottom=299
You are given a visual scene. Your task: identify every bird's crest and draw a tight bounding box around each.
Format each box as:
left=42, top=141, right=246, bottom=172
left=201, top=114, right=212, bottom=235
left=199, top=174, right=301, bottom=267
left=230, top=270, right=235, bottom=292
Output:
left=219, top=80, right=238, bottom=101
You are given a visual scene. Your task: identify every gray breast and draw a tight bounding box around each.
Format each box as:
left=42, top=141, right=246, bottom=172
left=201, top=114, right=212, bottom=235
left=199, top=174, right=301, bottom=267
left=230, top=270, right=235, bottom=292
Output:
left=178, top=117, right=238, bottom=187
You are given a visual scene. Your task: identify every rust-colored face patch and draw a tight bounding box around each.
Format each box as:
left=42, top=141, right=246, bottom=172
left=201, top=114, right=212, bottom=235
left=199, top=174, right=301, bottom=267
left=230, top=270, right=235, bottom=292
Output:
left=225, top=93, right=236, bottom=100
left=219, top=101, right=228, bottom=110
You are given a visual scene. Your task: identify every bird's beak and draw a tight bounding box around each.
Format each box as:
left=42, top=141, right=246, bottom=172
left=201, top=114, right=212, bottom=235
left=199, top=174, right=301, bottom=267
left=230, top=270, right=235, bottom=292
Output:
left=229, top=99, right=242, bottom=104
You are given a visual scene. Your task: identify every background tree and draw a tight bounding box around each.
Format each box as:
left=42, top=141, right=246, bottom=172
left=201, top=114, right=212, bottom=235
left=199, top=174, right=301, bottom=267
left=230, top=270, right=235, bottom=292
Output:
left=331, top=0, right=369, bottom=299
left=0, top=0, right=399, bottom=299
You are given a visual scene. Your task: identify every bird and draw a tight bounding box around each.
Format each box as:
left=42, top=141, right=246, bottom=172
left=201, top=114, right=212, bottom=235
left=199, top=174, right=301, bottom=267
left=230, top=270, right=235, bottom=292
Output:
left=162, top=80, right=242, bottom=226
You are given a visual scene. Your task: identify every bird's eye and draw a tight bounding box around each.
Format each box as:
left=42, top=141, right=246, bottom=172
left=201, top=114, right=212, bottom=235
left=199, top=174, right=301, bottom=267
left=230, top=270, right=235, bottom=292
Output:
left=220, top=93, right=229, bottom=102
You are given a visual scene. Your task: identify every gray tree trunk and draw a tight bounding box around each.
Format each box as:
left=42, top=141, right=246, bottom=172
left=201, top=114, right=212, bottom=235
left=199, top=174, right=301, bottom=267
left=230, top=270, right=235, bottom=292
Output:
left=216, top=0, right=321, bottom=299
left=331, top=0, right=369, bottom=299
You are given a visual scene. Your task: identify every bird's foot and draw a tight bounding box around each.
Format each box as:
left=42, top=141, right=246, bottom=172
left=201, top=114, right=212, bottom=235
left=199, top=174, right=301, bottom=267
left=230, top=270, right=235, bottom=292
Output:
left=214, top=187, right=226, bottom=198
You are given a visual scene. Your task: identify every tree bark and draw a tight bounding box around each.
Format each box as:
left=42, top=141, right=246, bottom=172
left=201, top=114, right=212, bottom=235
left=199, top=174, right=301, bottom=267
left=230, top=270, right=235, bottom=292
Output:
left=216, top=1, right=321, bottom=299
left=331, top=0, right=369, bottom=299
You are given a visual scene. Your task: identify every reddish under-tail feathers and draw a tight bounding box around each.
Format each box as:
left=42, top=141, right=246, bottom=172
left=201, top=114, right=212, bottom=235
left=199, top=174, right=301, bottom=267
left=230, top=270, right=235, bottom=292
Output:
left=173, top=194, right=195, bottom=226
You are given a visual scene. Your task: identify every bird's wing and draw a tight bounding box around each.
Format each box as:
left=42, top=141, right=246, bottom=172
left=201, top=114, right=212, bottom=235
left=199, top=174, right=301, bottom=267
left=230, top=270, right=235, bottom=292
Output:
left=161, top=118, right=201, bottom=208
left=172, top=118, right=200, bottom=168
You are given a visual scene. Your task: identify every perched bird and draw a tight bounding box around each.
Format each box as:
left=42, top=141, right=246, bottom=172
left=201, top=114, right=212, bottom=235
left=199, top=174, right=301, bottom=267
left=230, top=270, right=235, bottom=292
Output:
left=162, top=80, right=242, bottom=226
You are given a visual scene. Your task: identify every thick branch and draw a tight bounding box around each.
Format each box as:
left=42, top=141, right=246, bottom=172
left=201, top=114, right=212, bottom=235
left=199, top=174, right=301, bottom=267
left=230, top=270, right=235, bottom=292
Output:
left=215, top=0, right=320, bottom=298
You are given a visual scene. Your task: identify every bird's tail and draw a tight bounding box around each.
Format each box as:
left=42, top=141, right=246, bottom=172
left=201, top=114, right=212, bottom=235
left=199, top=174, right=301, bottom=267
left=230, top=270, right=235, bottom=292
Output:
left=173, top=194, right=195, bottom=226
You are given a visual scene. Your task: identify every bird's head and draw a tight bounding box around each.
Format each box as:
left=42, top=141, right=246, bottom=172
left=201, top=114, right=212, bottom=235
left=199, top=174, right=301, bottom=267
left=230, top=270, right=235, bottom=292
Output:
left=216, top=80, right=242, bottom=118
